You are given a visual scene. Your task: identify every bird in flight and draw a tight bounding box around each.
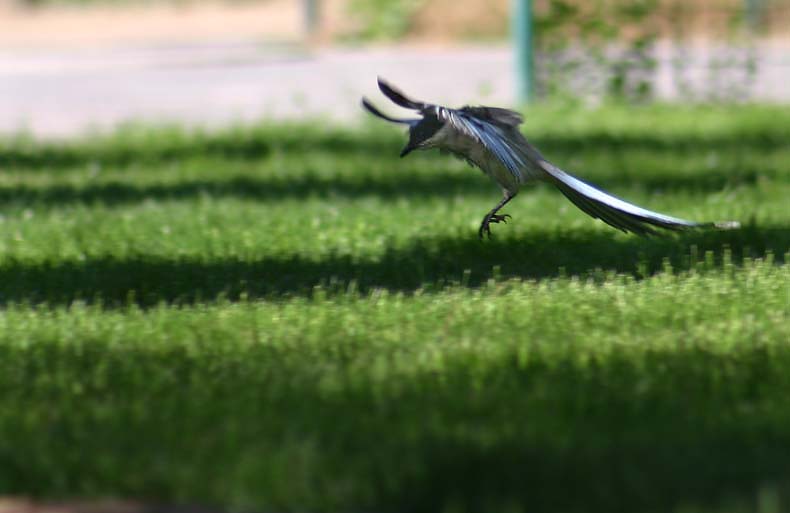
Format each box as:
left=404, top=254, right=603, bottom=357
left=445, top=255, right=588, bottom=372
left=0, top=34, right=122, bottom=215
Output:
left=362, top=78, right=739, bottom=239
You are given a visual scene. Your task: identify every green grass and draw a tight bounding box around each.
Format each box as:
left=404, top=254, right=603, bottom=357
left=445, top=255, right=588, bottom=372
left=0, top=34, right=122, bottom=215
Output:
left=1, top=104, right=789, bottom=512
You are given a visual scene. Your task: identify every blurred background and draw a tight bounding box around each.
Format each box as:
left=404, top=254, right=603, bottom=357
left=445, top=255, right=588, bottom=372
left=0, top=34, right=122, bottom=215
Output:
left=2, top=3, right=790, bottom=513
left=0, top=0, right=788, bottom=137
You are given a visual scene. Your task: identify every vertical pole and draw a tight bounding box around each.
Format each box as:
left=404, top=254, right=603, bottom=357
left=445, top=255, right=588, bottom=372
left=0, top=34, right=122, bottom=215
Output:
left=304, top=0, right=320, bottom=37
left=744, top=0, right=761, bottom=31
left=512, top=0, right=534, bottom=104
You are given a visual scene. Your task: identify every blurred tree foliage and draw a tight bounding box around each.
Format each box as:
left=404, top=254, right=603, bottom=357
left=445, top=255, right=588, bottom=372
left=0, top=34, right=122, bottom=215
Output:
left=347, top=0, right=660, bottom=99
left=346, top=0, right=426, bottom=40
left=348, top=0, right=766, bottom=102
left=533, top=0, right=659, bottom=101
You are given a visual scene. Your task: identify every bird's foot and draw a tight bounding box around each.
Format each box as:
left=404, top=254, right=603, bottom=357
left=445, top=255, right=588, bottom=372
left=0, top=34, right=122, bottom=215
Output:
left=478, top=213, right=511, bottom=239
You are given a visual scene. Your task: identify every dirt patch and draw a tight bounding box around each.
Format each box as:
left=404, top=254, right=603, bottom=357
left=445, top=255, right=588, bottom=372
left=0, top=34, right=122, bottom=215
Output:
left=411, top=0, right=508, bottom=42
left=0, top=0, right=301, bottom=49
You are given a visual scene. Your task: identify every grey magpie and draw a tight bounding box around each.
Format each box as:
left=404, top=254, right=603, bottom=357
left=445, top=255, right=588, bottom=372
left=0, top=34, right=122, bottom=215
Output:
left=362, top=78, right=740, bottom=238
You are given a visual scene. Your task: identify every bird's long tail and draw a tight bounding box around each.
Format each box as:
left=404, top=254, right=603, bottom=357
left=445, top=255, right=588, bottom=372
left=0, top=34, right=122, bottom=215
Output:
left=540, top=161, right=740, bottom=235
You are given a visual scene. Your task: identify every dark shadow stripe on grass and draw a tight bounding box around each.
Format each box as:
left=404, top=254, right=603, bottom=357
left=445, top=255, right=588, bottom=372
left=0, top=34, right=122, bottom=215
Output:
left=0, top=128, right=403, bottom=170
left=0, top=167, right=767, bottom=209
left=0, top=224, right=786, bottom=307
left=2, top=130, right=789, bottom=170
left=0, top=174, right=490, bottom=206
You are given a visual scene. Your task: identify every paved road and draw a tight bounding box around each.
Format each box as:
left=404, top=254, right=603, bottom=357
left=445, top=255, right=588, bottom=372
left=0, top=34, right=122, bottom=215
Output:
left=1, top=42, right=788, bottom=138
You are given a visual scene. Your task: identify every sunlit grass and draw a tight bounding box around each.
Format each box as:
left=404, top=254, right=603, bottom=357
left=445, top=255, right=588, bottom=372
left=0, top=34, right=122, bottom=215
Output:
left=0, top=104, right=789, bottom=512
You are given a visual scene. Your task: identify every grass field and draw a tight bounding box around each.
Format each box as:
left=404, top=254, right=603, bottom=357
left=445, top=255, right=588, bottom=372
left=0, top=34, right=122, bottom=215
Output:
left=1, top=104, right=789, bottom=513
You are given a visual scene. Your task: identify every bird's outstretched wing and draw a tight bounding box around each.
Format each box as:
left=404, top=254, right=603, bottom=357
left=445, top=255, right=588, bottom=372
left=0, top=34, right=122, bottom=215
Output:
left=372, top=78, right=528, bottom=178
left=458, top=106, right=524, bottom=128
left=540, top=160, right=739, bottom=235
left=360, top=97, right=417, bottom=124
left=435, top=106, right=528, bottom=180
left=377, top=79, right=427, bottom=110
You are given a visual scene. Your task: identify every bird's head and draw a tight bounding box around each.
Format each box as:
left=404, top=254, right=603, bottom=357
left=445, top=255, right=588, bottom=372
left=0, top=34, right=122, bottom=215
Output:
left=398, top=115, right=444, bottom=157
left=361, top=77, right=444, bottom=158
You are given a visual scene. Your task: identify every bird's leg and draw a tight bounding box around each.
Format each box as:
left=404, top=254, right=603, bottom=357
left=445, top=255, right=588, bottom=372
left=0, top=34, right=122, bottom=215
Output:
left=479, top=192, right=516, bottom=239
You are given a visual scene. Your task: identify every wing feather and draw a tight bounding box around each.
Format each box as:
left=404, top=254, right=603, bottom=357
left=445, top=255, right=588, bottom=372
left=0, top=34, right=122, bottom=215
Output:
left=377, top=78, right=426, bottom=110
left=436, top=107, right=526, bottom=180
left=459, top=106, right=524, bottom=128
left=361, top=98, right=418, bottom=124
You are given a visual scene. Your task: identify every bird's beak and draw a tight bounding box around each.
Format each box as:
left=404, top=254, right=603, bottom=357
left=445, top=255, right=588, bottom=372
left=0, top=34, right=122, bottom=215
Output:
left=400, top=141, right=417, bottom=158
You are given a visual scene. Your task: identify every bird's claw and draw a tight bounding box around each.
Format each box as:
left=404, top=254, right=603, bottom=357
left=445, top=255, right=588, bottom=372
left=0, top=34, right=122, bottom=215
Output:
left=478, top=214, right=512, bottom=239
